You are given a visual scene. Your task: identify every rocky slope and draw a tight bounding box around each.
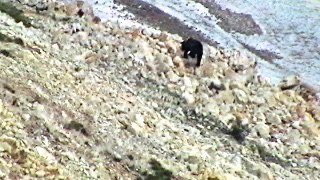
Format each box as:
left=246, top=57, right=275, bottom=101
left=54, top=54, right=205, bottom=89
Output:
left=0, top=1, right=319, bottom=179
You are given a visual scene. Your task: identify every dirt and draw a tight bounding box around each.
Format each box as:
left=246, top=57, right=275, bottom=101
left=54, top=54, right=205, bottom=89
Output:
left=195, top=0, right=263, bottom=36
left=239, top=42, right=282, bottom=61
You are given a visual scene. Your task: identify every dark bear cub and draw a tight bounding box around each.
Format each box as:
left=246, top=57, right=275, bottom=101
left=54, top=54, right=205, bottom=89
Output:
left=181, top=37, right=203, bottom=67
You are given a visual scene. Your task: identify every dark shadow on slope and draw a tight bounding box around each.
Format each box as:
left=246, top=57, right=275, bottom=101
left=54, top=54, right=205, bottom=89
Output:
left=0, top=32, right=24, bottom=45
left=0, top=2, right=33, bottom=27
left=239, top=42, right=282, bottom=62
left=195, top=0, right=262, bottom=35
left=145, top=159, right=173, bottom=180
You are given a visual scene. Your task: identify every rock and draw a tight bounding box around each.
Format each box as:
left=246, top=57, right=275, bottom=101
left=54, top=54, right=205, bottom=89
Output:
left=76, top=1, right=85, bottom=7
left=158, top=32, right=168, bottom=41
left=224, top=173, right=243, bottom=180
left=71, top=22, right=83, bottom=34
left=134, top=113, right=145, bottom=127
left=254, top=122, right=270, bottom=138
left=234, top=112, right=249, bottom=125
left=216, top=61, right=229, bottom=72
left=207, top=46, right=218, bottom=58
left=150, top=29, right=162, bottom=38
left=156, top=41, right=165, bottom=48
left=73, top=70, right=87, bottom=80
left=201, top=63, right=218, bottom=77
left=208, top=77, right=224, bottom=91
left=64, top=3, right=78, bottom=16
left=291, top=120, right=301, bottom=129
left=34, top=146, right=57, bottom=164
left=191, top=79, right=199, bottom=90
left=279, top=75, right=300, bottom=90
left=160, top=48, right=168, bottom=54
left=170, top=34, right=183, bottom=42
left=133, top=52, right=146, bottom=65
left=22, top=113, right=31, bottom=121
left=172, top=56, right=184, bottom=68
left=231, top=54, right=256, bottom=71
left=166, top=40, right=177, bottom=54
left=183, top=77, right=193, bottom=89
left=217, top=90, right=235, bottom=104
left=51, top=43, right=60, bottom=52
left=230, top=155, right=242, bottom=172
left=145, top=61, right=157, bottom=72
left=274, top=92, right=291, bottom=105
left=79, top=3, right=94, bottom=17
left=221, top=62, right=233, bottom=75
left=308, top=157, right=320, bottom=169
left=250, top=95, right=266, bottom=105
left=229, top=81, right=249, bottom=93
left=254, top=111, right=266, bottom=122
left=0, top=141, right=11, bottom=153
left=182, top=92, right=195, bottom=104
left=295, top=105, right=307, bottom=118
left=224, top=69, right=246, bottom=84
left=157, top=61, right=171, bottom=73
left=127, top=113, right=147, bottom=135
left=61, top=151, right=78, bottom=161
left=165, top=56, right=175, bottom=67
left=264, top=92, right=277, bottom=107
left=33, top=103, right=49, bottom=120
left=36, top=170, right=46, bottom=177
left=287, top=128, right=301, bottom=144
left=85, top=53, right=101, bottom=64
left=233, top=88, right=248, bottom=103
left=204, top=102, right=220, bottom=116
left=187, top=155, right=201, bottom=164
left=301, top=113, right=319, bottom=136
left=188, top=164, right=199, bottom=174
left=243, top=159, right=274, bottom=180
left=220, top=114, right=236, bottom=126
left=166, top=71, right=180, bottom=83
left=0, top=169, right=5, bottom=178
left=140, top=41, right=153, bottom=55
left=141, top=28, right=153, bottom=37
left=299, top=144, right=311, bottom=154
left=74, top=31, right=90, bottom=46
left=92, top=16, right=101, bottom=24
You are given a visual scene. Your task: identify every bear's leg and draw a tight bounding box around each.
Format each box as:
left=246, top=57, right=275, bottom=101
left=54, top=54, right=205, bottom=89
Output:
left=196, top=52, right=203, bottom=67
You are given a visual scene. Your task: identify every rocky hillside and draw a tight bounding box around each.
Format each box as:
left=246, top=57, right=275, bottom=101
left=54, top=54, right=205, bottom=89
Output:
left=0, top=1, right=319, bottom=179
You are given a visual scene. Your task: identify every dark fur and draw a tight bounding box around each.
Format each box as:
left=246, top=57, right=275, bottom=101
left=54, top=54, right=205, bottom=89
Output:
left=181, top=38, right=203, bottom=67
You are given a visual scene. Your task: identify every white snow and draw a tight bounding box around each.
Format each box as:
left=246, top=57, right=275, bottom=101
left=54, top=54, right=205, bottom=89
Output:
left=214, top=0, right=320, bottom=89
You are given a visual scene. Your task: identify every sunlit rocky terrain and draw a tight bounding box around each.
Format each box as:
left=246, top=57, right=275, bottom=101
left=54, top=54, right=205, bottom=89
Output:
left=0, top=0, right=319, bottom=179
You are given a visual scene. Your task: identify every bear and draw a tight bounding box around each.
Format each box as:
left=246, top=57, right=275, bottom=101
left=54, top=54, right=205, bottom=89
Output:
left=181, top=37, right=203, bottom=67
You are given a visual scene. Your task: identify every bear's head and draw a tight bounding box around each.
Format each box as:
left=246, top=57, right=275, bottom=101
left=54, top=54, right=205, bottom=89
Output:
left=180, top=40, right=186, bottom=50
